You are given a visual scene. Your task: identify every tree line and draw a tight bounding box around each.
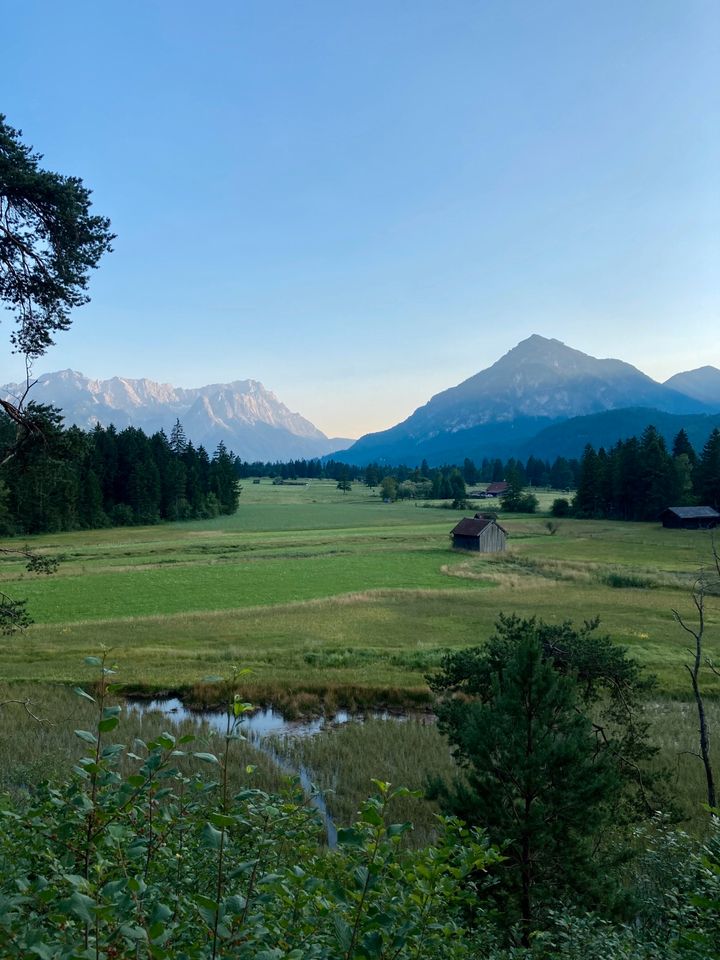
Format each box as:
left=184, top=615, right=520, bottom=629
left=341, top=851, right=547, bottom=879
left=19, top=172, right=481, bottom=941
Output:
left=236, top=454, right=581, bottom=496
left=0, top=408, right=239, bottom=534
left=571, top=426, right=720, bottom=520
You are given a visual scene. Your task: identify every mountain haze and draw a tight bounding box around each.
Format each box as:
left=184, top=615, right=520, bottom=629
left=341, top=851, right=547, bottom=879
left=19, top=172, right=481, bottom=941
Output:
left=334, top=336, right=718, bottom=465
left=1, top=371, right=351, bottom=462
left=664, top=366, right=720, bottom=407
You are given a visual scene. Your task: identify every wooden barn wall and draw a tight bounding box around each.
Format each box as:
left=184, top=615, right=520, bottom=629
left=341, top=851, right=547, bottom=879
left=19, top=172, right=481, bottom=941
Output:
left=478, top=525, right=506, bottom=553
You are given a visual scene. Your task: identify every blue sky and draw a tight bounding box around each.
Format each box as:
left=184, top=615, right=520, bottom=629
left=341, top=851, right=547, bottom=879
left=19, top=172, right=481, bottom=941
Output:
left=2, top=0, right=718, bottom=437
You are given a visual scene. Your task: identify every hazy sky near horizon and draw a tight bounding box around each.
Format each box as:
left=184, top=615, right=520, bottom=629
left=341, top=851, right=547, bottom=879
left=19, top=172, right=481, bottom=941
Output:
left=2, top=0, right=718, bottom=438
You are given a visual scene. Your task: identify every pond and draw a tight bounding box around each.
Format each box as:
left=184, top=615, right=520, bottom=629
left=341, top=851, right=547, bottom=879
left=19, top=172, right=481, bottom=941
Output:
left=126, top=697, right=437, bottom=846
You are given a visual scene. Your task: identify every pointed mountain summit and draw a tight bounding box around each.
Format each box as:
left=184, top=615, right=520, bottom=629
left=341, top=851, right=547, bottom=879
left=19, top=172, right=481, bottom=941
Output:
left=418, top=335, right=702, bottom=428
left=664, top=366, right=720, bottom=407
left=0, top=370, right=351, bottom=461
left=338, top=335, right=713, bottom=465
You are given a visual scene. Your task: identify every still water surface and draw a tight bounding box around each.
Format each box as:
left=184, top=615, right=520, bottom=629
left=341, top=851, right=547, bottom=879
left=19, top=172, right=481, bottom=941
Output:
left=125, top=697, right=430, bottom=846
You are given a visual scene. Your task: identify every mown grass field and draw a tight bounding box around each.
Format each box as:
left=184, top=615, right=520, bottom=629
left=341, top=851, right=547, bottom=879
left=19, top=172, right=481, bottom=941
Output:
left=0, top=479, right=718, bottom=696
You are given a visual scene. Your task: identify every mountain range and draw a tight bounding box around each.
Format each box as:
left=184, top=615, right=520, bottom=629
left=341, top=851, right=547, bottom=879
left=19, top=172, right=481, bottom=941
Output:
left=3, top=336, right=720, bottom=465
left=333, top=335, right=720, bottom=465
left=0, top=370, right=351, bottom=462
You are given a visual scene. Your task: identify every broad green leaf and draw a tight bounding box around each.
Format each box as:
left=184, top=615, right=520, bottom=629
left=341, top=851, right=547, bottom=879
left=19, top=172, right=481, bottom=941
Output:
left=128, top=876, right=147, bottom=894
left=332, top=914, right=352, bottom=951
left=72, top=686, right=95, bottom=703
left=387, top=822, right=412, bottom=838
left=119, top=923, right=147, bottom=941
left=28, top=945, right=54, bottom=960
left=224, top=893, right=246, bottom=915
left=60, top=891, right=96, bottom=924
left=201, top=822, right=223, bottom=849
left=195, top=894, right=219, bottom=926
left=360, top=805, right=384, bottom=827
left=74, top=729, right=97, bottom=745
left=150, top=903, right=172, bottom=924
left=209, top=812, right=235, bottom=828
left=336, top=827, right=364, bottom=848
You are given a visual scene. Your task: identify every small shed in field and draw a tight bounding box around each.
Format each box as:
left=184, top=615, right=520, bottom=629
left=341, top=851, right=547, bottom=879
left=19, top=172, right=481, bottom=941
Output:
left=660, top=506, right=720, bottom=529
left=485, top=481, right=509, bottom=498
left=450, top=515, right=507, bottom=552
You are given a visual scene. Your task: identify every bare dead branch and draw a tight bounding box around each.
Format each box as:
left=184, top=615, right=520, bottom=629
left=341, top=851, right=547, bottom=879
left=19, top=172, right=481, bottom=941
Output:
left=0, top=697, right=54, bottom=725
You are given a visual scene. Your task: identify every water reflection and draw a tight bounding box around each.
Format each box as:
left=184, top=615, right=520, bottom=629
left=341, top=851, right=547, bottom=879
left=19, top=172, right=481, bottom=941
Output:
left=125, top=698, right=430, bottom=846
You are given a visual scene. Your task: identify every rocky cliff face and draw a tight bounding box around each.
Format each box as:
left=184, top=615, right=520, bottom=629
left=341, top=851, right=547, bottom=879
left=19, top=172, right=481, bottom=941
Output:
left=1, top=370, right=350, bottom=461
left=406, top=335, right=706, bottom=433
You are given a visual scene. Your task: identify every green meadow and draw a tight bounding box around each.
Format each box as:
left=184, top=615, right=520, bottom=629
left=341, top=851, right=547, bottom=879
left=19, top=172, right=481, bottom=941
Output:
left=0, top=478, right=718, bottom=698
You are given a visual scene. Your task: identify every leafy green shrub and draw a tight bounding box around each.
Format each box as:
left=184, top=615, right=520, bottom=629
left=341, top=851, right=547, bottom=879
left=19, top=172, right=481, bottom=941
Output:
left=551, top=497, right=572, bottom=517
left=600, top=572, right=656, bottom=590
left=501, top=492, right=539, bottom=513
left=0, top=657, right=498, bottom=959
left=1, top=657, right=718, bottom=958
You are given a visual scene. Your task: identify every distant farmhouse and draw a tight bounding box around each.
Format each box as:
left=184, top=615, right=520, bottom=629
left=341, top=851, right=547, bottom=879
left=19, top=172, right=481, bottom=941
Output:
left=451, top=514, right=507, bottom=552
left=660, top=506, right=720, bottom=530
left=468, top=482, right=509, bottom=500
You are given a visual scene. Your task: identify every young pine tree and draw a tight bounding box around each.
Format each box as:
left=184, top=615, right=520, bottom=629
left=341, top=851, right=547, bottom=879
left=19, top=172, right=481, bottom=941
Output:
left=429, top=616, right=661, bottom=943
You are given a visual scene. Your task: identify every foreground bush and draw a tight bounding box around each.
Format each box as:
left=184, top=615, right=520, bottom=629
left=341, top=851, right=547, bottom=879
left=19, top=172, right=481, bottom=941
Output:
left=0, top=658, right=717, bottom=958
left=0, top=663, right=497, bottom=959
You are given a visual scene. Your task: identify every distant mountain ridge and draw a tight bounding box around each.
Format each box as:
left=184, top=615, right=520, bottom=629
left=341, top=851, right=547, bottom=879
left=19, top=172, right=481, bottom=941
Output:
left=333, top=335, right=720, bottom=465
left=664, top=366, right=720, bottom=407
left=1, top=370, right=351, bottom=462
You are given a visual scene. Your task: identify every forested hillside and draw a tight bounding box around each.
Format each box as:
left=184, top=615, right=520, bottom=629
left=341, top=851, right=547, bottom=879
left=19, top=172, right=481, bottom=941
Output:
left=573, top=426, right=720, bottom=520
left=0, top=409, right=239, bottom=533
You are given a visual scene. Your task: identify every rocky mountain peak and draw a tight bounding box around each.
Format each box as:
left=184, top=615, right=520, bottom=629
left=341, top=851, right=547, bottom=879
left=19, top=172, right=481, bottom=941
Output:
left=1, top=370, right=351, bottom=461
left=340, top=336, right=716, bottom=465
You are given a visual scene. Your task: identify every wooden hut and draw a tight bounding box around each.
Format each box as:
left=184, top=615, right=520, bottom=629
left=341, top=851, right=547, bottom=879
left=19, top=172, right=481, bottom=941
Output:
left=660, top=506, right=720, bottom=529
left=450, top=516, right=507, bottom=552
left=485, top=481, right=509, bottom=498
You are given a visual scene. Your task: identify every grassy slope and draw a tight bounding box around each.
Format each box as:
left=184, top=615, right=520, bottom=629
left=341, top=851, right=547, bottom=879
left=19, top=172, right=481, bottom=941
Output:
left=0, top=480, right=718, bottom=694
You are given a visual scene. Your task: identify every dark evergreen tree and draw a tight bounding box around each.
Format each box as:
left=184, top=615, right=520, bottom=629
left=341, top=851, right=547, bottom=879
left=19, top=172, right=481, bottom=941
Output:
left=210, top=441, right=240, bottom=514
left=501, top=464, right=538, bottom=513
left=638, top=425, right=676, bottom=520
left=429, top=615, right=661, bottom=941
left=574, top=444, right=607, bottom=518
left=696, top=428, right=720, bottom=509
left=337, top=465, right=351, bottom=493
left=429, top=622, right=622, bottom=941
left=672, top=428, right=697, bottom=466
left=610, top=437, right=642, bottom=521
left=462, top=458, right=477, bottom=484
left=0, top=114, right=113, bottom=364
left=364, top=463, right=380, bottom=487
left=169, top=419, right=188, bottom=455
left=549, top=456, right=574, bottom=490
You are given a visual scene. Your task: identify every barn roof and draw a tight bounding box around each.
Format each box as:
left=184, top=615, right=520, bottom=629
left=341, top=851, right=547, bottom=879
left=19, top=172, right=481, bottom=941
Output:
left=661, top=506, right=720, bottom=519
left=486, top=481, right=508, bottom=494
left=451, top=517, right=507, bottom=537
